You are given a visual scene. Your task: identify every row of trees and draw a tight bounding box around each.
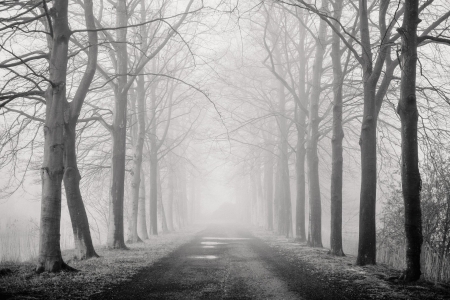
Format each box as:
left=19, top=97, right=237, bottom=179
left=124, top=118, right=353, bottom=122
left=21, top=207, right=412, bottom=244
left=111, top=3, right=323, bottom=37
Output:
left=2, top=0, right=450, bottom=283
left=218, top=0, right=450, bottom=282
left=0, top=0, right=209, bottom=273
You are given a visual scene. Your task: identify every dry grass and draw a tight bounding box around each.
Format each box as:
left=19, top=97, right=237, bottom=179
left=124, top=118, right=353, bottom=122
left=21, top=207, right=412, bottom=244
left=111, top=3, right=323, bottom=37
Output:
left=0, top=220, right=75, bottom=264
left=0, top=226, right=201, bottom=299
left=252, top=228, right=450, bottom=300
left=0, top=221, right=39, bottom=263
left=378, top=243, right=450, bottom=283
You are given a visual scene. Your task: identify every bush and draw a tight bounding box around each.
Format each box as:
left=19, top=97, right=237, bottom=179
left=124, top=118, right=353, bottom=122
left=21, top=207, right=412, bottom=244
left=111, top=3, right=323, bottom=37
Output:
left=379, top=153, right=450, bottom=257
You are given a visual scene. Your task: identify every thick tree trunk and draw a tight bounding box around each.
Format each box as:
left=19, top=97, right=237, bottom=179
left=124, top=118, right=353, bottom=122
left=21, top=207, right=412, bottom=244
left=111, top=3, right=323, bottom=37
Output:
left=307, top=0, right=328, bottom=248
left=356, top=0, right=392, bottom=266
left=264, top=147, right=274, bottom=231
left=398, top=0, right=422, bottom=281
left=107, top=89, right=128, bottom=248
left=356, top=77, right=379, bottom=264
left=107, top=0, right=128, bottom=249
left=63, top=0, right=98, bottom=260
left=64, top=127, right=99, bottom=259
left=36, top=0, right=72, bottom=273
left=329, top=0, right=345, bottom=257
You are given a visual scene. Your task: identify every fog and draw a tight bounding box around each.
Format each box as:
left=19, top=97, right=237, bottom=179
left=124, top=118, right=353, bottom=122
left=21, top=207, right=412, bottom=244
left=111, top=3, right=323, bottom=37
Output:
left=0, top=1, right=450, bottom=289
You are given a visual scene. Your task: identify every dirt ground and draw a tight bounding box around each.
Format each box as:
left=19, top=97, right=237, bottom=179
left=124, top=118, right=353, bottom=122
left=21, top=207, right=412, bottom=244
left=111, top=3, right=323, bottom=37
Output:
left=1, top=223, right=449, bottom=299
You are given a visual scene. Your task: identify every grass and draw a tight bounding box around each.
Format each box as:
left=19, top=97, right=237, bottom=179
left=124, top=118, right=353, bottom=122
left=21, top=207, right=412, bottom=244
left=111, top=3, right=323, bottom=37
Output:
left=0, top=220, right=75, bottom=264
left=253, top=228, right=450, bottom=300
left=0, top=220, right=39, bottom=263
left=378, top=243, right=450, bottom=283
left=0, top=225, right=201, bottom=299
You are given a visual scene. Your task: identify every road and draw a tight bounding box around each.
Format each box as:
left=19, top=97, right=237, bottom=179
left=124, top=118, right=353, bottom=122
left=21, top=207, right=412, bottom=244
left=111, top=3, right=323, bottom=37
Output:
left=92, top=224, right=363, bottom=299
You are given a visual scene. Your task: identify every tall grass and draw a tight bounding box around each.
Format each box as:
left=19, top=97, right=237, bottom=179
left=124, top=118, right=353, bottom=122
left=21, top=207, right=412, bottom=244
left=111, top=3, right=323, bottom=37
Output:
left=0, top=219, right=74, bottom=263
left=378, top=243, right=450, bottom=283
left=343, top=233, right=450, bottom=283
left=0, top=229, right=38, bottom=263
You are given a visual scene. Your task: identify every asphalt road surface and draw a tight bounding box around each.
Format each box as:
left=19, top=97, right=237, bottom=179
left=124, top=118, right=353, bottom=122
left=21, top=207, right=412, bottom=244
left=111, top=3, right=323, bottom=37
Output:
left=92, top=224, right=363, bottom=299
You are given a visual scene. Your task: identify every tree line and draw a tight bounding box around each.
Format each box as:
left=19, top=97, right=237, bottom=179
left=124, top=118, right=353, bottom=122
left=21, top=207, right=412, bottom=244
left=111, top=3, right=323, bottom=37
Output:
left=1, top=0, right=450, bottom=283
left=217, top=0, right=450, bottom=282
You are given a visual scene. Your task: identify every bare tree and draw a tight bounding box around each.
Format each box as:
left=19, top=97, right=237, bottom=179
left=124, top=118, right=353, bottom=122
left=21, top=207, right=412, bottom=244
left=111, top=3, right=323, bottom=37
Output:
left=306, top=0, right=329, bottom=247
left=329, top=0, right=345, bottom=256
left=63, top=0, right=99, bottom=259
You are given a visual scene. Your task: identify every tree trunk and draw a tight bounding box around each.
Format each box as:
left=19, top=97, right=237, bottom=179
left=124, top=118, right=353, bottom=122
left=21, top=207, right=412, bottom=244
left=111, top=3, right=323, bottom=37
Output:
left=356, top=0, right=392, bottom=266
left=264, top=144, right=274, bottom=231
left=295, top=6, right=307, bottom=243
left=36, top=0, right=73, bottom=273
left=107, top=0, right=128, bottom=249
left=64, top=127, right=99, bottom=259
left=256, top=168, right=264, bottom=227
left=167, top=163, right=175, bottom=231
left=329, top=0, right=345, bottom=257
left=307, top=0, right=328, bottom=248
left=149, top=149, right=158, bottom=235
left=356, top=76, right=379, bottom=264
left=295, top=105, right=306, bottom=242
left=277, top=82, right=292, bottom=238
left=251, top=172, right=257, bottom=225
left=179, top=164, right=189, bottom=227
left=127, top=0, right=148, bottom=243
left=127, top=73, right=146, bottom=243
left=149, top=70, right=158, bottom=235
left=63, top=0, right=98, bottom=260
left=127, top=94, right=140, bottom=243
left=273, top=159, right=281, bottom=232
left=138, top=170, right=149, bottom=239
left=190, top=176, right=196, bottom=224
left=157, top=166, right=169, bottom=233
left=398, top=0, right=422, bottom=281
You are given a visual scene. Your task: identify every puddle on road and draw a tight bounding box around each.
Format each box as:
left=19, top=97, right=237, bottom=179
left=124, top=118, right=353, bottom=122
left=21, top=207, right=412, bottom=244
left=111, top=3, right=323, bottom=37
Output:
left=202, top=237, right=251, bottom=241
left=188, top=255, right=218, bottom=260
left=201, top=241, right=227, bottom=246
left=201, top=245, right=216, bottom=249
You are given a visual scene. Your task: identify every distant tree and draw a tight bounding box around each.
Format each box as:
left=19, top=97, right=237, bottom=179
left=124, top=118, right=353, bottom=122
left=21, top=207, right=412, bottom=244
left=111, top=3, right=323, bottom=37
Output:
left=90, top=0, right=195, bottom=247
